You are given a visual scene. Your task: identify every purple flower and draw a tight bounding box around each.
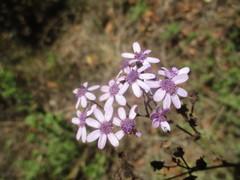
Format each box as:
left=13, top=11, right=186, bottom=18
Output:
left=99, top=79, right=128, bottom=111
left=150, top=106, right=170, bottom=132
left=71, top=105, right=97, bottom=142
left=73, top=82, right=100, bottom=109
left=86, top=108, right=119, bottom=149
left=113, top=105, right=141, bottom=140
left=146, top=73, right=189, bottom=109
left=158, top=67, right=190, bottom=79
left=118, top=65, right=155, bottom=98
left=121, top=42, right=160, bottom=66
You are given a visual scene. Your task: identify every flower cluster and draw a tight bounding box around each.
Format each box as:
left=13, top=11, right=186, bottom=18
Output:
left=71, top=42, right=190, bottom=149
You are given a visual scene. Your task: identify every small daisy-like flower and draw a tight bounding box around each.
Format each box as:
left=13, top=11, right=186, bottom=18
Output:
left=119, top=65, right=155, bottom=98
left=113, top=105, right=141, bottom=140
left=146, top=74, right=189, bottom=109
left=150, top=105, right=170, bottom=132
left=73, top=82, right=100, bottom=109
left=71, top=105, right=97, bottom=142
left=158, top=67, right=190, bottom=79
left=86, top=108, right=119, bottom=149
left=121, top=42, right=160, bottom=66
left=99, top=79, right=128, bottom=111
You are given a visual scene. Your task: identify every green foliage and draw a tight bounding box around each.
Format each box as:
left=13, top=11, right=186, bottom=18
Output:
left=0, top=70, right=18, bottom=99
left=18, top=112, right=79, bottom=180
left=162, top=23, right=181, bottom=40
left=83, top=153, right=107, bottom=179
left=130, top=0, right=148, bottom=22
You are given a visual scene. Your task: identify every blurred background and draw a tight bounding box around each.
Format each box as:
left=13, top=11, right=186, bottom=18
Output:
left=0, top=0, right=240, bottom=179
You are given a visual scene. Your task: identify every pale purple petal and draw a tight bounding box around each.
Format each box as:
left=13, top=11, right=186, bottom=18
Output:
left=136, top=132, right=142, bottom=137
left=132, top=83, right=142, bottom=98
left=80, top=96, right=87, bottom=108
left=76, top=110, right=81, bottom=117
left=107, top=133, right=119, bottom=147
left=119, top=82, right=129, bottom=95
left=172, top=74, right=189, bottom=85
left=158, top=70, right=165, bottom=76
left=98, top=134, right=107, bottom=149
left=81, top=126, right=87, bottom=143
left=144, top=49, right=151, bottom=54
left=163, top=93, right=171, bottom=109
left=137, top=64, right=150, bottom=73
left=99, top=93, right=111, bottom=101
left=75, top=98, right=81, bottom=109
left=133, top=42, right=141, bottom=53
left=161, top=121, right=171, bottom=132
left=104, top=96, right=114, bottom=111
left=178, top=67, right=190, bottom=75
left=87, top=129, right=100, bottom=142
left=88, top=85, right=100, bottom=91
left=101, top=86, right=109, bottom=93
left=177, top=87, right=188, bottom=97
left=109, top=79, right=115, bottom=86
left=86, top=118, right=100, bottom=128
left=129, top=59, right=139, bottom=64
left=105, top=107, right=113, bottom=121
left=73, top=88, right=78, bottom=94
left=152, top=119, right=160, bottom=128
left=85, top=92, right=96, bottom=100
left=136, top=80, right=150, bottom=92
left=118, top=107, right=126, bottom=120
left=139, top=73, right=156, bottom=80
left=146, top=57, right=160, bottom=63
left=94, top=108, right=105, bottom=122
left=153, top=89, right=166, bottom=102
left=156, top=106, right=163, bottom=114
left=76, top=127, right=82, bottom=140
left=129, top=105, right=138, bottom=119
left=113, top=117, right=121, bottom=126
left=115, top=130, right=125, bottom=140
left=71, top=117, right=80, bottom=125
left=83, top=82, right=88, bottom=87
left=171, top=94, right=181, bottom=109
left=86, top=104, right=97, bottom=116
left=115, top=94, right=126, bottom=106
left=122, top=53, right=135, bottom=58
left=145, top=81, right=160, bottom=88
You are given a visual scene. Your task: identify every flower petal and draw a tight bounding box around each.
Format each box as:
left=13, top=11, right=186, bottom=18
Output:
left=81, top=126, right=87, bottom=143
left=129, top=59, right=139, bottom=64
left=73, top=88, right=78, bottom=94
left=86, top=118, right=100, bottom=128
left=118, top=107, right=126, bottom=120
left=139, top=73, right=156, bottom=80
left=161, top=121, right=171, bottom=132
left=115, top=94, right=126, bottom=106
left=76, top=127, right=82, bottom=140
left=178, top=67, right=190, bottom=75
left=75, top=98, right=81, bottom=109
left=177, top=87, right=188, bottom=97
left=136, top=80, right=150, bottom=92
left=105, top=107, right=113, bottom=121
left=145, top=81, right=160, bottom=88
left=122, top=53, right=135, bottom=58
left=83, top=82, right=88, bottom=87
left=104, top=96, right=114, bottom=111
left=87, top=129, right=100, bottom=142
left=163, top=93, right=171, bottom=109
left=119, top=82, right=129, bottom=95
left=146, top=57, right=160, bottom=63
left=107, top=133, right=119, bottom=147
left=76, top=110, right=81, bottom=117
left=99, top=93, right=110, bottom=101
left=171, top=94, right=181, bottom=109
left=80, top=96, right=87, bottom=108
left=152, top=119, right=160, bottom=128
left=101, top=86, right=109, bottom=93
left=94, top=108, right=105, bottom=122
left=115, top=130, right=125, bottom=140
left=85, top=92, right=96, bottom=100
left=172, top=74, right=189, bottom=85
left=144, top=49, right=151, bottom=54
left=137, top=64, right=150, bottom=73
left=86, top=104, right=97, bottom=116
left=88, top=85, right=100, bottom=91
left=129, top=105, right=138, bottom=119
left=72, top=117, right=80, bottom=125
left=109, top=79, right=115, bottom=86
left=113, top=117, right=121, bottom=126
left=153, top=89, right=166, bottom=102
left=133, top=42, right=141, bottom=53
left=98, top=134, right=107, bottom=149
left=158, top=70, right=165, bottom=76
left=132, top=83, right=142, bottom=98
